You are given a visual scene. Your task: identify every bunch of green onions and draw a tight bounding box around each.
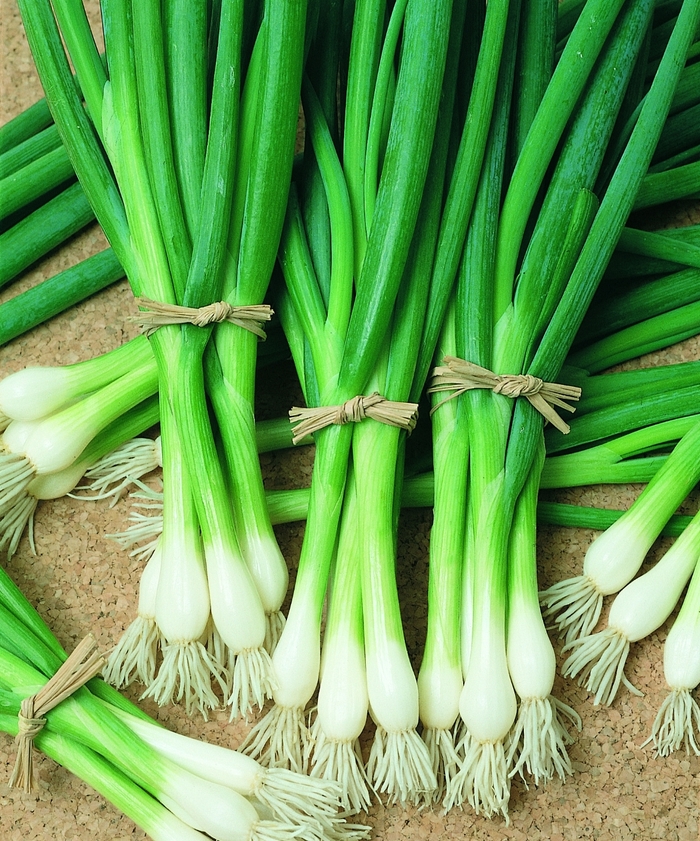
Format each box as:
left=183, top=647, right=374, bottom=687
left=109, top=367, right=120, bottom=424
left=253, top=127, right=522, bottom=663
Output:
left=0, top=562, right=367, bottom=841
left=2, top=0, right=700, bottom=834
left=15, top=0, right=307, bottom=721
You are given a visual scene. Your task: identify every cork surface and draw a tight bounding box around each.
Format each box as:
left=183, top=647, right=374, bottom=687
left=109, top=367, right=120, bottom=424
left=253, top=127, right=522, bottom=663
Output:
left=1, top=5, right=699, bottom=840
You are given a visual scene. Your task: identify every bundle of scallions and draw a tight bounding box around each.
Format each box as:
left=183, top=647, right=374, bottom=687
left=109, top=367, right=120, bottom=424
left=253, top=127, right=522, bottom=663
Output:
left=2, top=0, right=700, bottom=838
left=0, top=562, right=367, bottom=841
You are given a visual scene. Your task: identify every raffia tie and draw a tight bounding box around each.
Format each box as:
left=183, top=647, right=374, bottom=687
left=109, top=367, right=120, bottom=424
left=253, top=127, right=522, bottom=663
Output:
left=289, top=392, right=419, bottom=445
left=428, top=356, right=582, bottom=434
left=9, top=635, right=106, bottom=794
left=131, top=297, right=273, bottom=339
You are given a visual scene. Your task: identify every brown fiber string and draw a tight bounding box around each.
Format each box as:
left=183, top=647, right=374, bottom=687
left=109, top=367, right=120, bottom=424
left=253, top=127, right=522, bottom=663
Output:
left=132, top=297, right=273, bottom=339
left=9, top=635, right=106, bottom=794
left=289, top=392, right=419, bottom=445
left=428, top=356, right=582, bottom=434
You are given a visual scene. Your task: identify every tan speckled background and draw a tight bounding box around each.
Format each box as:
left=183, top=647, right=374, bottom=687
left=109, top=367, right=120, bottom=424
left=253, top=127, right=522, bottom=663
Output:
left=1, top=4, right=699, bottom=840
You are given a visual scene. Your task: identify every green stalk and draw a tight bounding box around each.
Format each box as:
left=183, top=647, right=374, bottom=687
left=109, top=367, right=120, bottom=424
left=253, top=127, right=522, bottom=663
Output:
left=569, top=360, right=700, bottom=416
left=649, top=142, right=700, bottom=173
left=499, top=0, right=655, bottom=374
left=503, top=0, right=700, bottom=508
left=227, top=0, right=307, bottom=306
left=0, top=182, right=94, bottom=290
left=413, top=0, right=512, bottom=398
left=0, top=145, right=74, bottom=221
left=18, top=0, right=134, bottom=275
left=0, top=124, right=61, bottom=180
left=0, top=720, right=203, bottom=841
left=493, top=0, right=628, bottom=321
left=100, top=0, right=176, bottom=305
left=363, top=0, right=408, bottom=229
left=0, top=98, right=53, bottom=155
left=300, top=77, right=354, bottom=341
left=132, top=0, right=192, bottom=302
left=0, top=249, right=124, bottom=345
left=654, top=103, right=700, bottom=162
left=567, top=299, right=700, bottom=371
left=50, top=0, right=108, bottom=137
left=575, top=267, right=700, bottom=346
left=509, top=0, right=557, bottom=161
left=164, top=0, right=209, bottom=239
left=536, top=501, right=692, bottom=536
left=546, top=383, right=700, bottom=453
left=633, top=159, right=700, bottom=209
left=337, top=0, right=452, bottom=397
left=610, top=227, right=700, bottom=273
left=343, top=0, right=386, bottom=275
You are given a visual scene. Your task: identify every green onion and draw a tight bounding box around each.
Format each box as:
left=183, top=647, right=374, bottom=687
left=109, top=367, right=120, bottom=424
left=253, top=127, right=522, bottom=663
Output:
left=505, top=441, right=581, bottom=784
left=645, top=553, right=700, bottom=756
left=562, top=506, right=700, bottom=706
left=0, top=562, right=365, bottom=840
left=541, top=417, right=700, bottom=643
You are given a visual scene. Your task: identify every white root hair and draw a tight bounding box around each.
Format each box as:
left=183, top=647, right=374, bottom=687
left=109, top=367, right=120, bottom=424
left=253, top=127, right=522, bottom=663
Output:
left=226, top=646, right=277, bottom=722
left=0, top=493, right=38, bottom=558
left=644, top=689, right=700, bottom=757
left=421, top=725, right=462, bottom=807
left=365, top=725, right=437, bottom=806
left=71, top=436, right=161, bottom=505
left=306, top=716, right=372, bottom=814
left=506, top=696, right=581, bottom=785
left=141, top=639, right=226, bottom=719
left=102, top=615, right=162, bottom=689
left=539, top=574, right=604, bottom=644
left=563, top=627, right=643, bottom=707
left=241, top=704, right=311, bottom=774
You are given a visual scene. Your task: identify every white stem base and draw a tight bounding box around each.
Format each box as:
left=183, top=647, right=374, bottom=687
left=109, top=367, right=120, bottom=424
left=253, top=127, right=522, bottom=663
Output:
left=241, top=704, right=311, bottom=773
left=563, top=627, right=643, bottom=706
left=142, top=639, right=225, bottom=718
left=422, top=726, right=462, bottom=807
left=103, top=614, right=162, bottom=688
left=506, top=696, right=581, bottom=785
left=0, top=453, right=35, bottom=516
left=366, top=725, right=437, bottom=806
left=0, top=492, right=37, bottom=558
left=445, top=729, right=510, bottom=819
left=226, top=646, right=276, bottom=722
left=0, top=410, right=9, bottom=433
left=540, top=575, right=604, bottom=644
left=264, top=610, right=286, bottom=655
left=307, top=717, right=371, bottom=814
left=646, top=688, right=700, bottom=756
